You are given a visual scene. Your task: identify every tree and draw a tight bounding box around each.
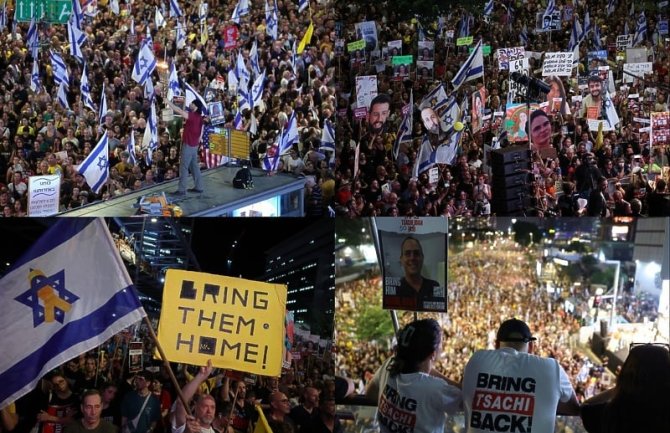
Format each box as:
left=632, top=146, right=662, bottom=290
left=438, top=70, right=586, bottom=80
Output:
left=356, top=305, right=395, bottom=347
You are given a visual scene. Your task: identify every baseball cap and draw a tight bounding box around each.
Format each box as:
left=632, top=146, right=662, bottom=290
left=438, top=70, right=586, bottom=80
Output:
left=496, top=318, right=537, bottom=343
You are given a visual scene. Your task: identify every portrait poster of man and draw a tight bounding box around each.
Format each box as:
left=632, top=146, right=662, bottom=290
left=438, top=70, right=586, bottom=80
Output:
left=471, top=87, right=486, bottom=133
left=208, top=101, right=225, bottom=125
left=376, top=217, right=448, bottom=313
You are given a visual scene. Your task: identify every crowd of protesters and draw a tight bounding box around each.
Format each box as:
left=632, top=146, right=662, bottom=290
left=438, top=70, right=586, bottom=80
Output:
left=335, top=1, right=670, bottom=217
left=335, top=236, right=623, bottom=408
left=3, top=322, right=338, bottom=433
left=0, top=0, right=337, bottom=216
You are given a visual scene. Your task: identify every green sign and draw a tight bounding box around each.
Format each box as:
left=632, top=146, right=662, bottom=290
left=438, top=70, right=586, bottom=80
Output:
left=392, top=55, right=413, bottom=65
left=15, top=0, right=72, bottom=23
left=469, top=45, right=492, bottom=56
left=456, top=36, right=474, bottom=46
left=347, top=39, right=365, bottom=52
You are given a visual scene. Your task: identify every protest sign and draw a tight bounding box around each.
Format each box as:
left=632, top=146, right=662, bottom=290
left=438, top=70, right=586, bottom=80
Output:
left=456, top=36, right=473, bottom=46
left=504, top=103, right=539, bottom=142
left=355, top=75, right=378, bottom=109
left=376, top=217, right=448, bottom=313
left=28, top=174, right=60, bottom=216
left=391, top=55, right=413, bottom=65
left=128, top=341, right=143, bottom=373
left=497, top=46, right=525, bottom=70
left=616, top=34, right=632, bottom=49
left=418, top=40, right=435, bottom=61
left=535, top=11, right=561, bottom=32
left=469, top=45, right=491, bottom=55
left=626, top=48, right=648, bottom=63
left=623, top=62, right=653, bottom=83
left=157, top=270, right=287, bottom=376
left=508, top=58, right=529, bottom=103
left=347, top=39, right=365, bottom=52
left=355, top=20, right=378, bottom=52
left=651, top=112, right=670, bottom=146
left=659, top=20, right=668, bottom=35
left=542, top=52, right=574, bottom=76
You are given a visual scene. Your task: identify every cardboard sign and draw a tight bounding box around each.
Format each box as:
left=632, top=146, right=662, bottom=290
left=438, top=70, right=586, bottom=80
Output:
left=497, top=47, right=525, bottom=70
left=456, top=36, right=473, bottom=46
left=347, top=39, right=365, bottom=52
left=355, top=75, right=378, bottom=109
left=616, top=34, right=632, bottom=49
left=391, top=55, right=413, bottom=65
left=542, top=52, right=574, bottom=76
left=157, top=270, right=287, bottom=376
left=28, top=174, right=60, bottom=217
left=128, top=341, right=143, bottom=373
left=623, top=62, right=653, bottom=83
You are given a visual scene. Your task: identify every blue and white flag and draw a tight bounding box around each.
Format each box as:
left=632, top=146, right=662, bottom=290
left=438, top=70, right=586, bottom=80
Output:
left=0, top=218, right=146, bottom=409
left=67, top=17, right=86, bottom=63
left=142, top=100, right=158, bottom=165
left=144, top=77, right=154, bottom=100
left=57, top=82, right=70, bottom=110
left=593, top=24, right=603, bottom=50
left=279, top=111, right=298, bottom=154
left=249, top=41, right=261, bottom=77
left=624, top=20, right=629, bottom=37
left=98, top=83, right=107, bottom=125
left=183, top=81, right=208, bottom=115
left=568, top=18, right=582, bottom=51
left=393, top=90, right=413, bottom=160
left=451, top=39, right=484, bottom=90
left=629, top=2, right=634, bottom=17
left=603, top=90, right=620, bottom=130
left=263, top=145, right=281, bottom=171
left=30, top=59, right=41, bottom=93
left=80, top=63, right=95, bottom=111
left=298, top=0, right=309, bottom=13
left=167, top=61, right=181, bottom=101
left=580, top=11, right=591, bottom=42
left=606, top=0, right=616, bottom=16
left=250, top=70, right=265, bottom=109
left=71, top=0, right=84, bottom=29
left=235, top=52, right=251, bottom=90
left=110, top=0, right=119, bottom=15
left=52, top=55, right=69, bottom=90
left=543, top=0, right=555, bottom=17
left=484, top=0, right=494, bottom=17
left=233, top=109, right=244, bottom=130
left=418, top=84, right=449, bottom=112
left=412, top=135, right=435, bottom=178
left=633, top=12, right=647, bottom=46
left=131, top=40, right=156, bottom=85
left=440, top=93, right=461, bottom=135
left=126, top=131, right=137, bottom=165
left=78, top=131, right=109, bottom=193
left=520, top=24, right=528, bottom=46
left=458, top=15, right=470, bottom=38
left=0, top=1, right=7, bottom=32
left=435, top=129, right=463, bottom=166
left=320, top=119, right=335, bottom=152
left=176, top=20, right=186, bottom=49
left=231, top=0, right=249, bottom=24
left=26, top=18, right=39, bottom=59
left=265, top=0, right=278, bottom=40
left=155, top=7, right=166, bottom=28
left=169, top=0, right=183, bottom=17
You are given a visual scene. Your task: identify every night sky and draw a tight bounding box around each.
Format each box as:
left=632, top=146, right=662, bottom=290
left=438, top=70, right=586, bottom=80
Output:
left=0, top=218, right=329, bottom=279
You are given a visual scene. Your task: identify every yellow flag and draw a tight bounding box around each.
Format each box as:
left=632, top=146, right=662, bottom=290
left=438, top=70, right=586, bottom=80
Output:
left=253, top=405, right=273, bottom=433
left=201, top=24, right=209, bottom=45
left=594, top=120, right=604, bottom=152
left=297, top=21, right=313, bottom=54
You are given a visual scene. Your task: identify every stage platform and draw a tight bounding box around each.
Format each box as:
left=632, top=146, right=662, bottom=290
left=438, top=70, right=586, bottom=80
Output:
left=60, top=166, right=306, bottom=217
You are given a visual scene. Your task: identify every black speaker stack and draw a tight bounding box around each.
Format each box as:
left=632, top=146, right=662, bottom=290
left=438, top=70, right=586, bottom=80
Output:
left=490, top=146, right=531, bottom=215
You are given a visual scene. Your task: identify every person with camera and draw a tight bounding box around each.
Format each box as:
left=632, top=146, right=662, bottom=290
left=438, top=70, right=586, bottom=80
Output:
left=574, top=152, right=603, bottom=199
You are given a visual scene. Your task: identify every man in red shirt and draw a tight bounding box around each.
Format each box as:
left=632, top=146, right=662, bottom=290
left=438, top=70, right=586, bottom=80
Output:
left=167, top=99, right=208, bottom=195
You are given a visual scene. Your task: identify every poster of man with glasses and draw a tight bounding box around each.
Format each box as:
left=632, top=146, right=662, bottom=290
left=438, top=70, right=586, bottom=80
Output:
left=376, top=218, right=447, bottom=312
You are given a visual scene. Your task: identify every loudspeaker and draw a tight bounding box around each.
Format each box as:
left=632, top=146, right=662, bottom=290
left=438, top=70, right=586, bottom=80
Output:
left=491, top=146, right=531, bottom=215
left=600, top=319, right=609, bottom=338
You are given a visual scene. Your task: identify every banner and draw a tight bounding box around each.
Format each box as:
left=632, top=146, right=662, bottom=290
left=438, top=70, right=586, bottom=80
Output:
left=504, top=103, right=539, bottom=142
left=651, top=112, right=670, bottom=147
left=456, top=36, right=473, bottom=46
left=497, top=47, right=525, bottom=70
left=28, top=174, right=60, bottom=216
left=376, top=217, right=448, bottom=312
left=542, top=52, right=574, bottom=76
left=355, top=75, right=378, bottom=110
left=508, top=58, right=529, bottom=103
left=157, top=270, right=287, bottom=376
left=623, top=62, right=653, bottom=82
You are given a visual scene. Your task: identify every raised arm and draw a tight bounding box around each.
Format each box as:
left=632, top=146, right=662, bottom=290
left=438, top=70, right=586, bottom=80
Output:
left=166, top=100, right=189, bottom=118
left=173, top=360, right=214, bottom=428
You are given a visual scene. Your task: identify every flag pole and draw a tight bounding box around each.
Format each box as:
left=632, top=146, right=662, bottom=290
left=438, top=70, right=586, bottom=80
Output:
left=142, top=315, right=193, bottom=417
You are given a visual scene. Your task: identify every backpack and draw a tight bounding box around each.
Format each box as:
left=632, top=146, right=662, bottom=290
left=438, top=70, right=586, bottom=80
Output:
left=233, top=166, right=254, bottom=189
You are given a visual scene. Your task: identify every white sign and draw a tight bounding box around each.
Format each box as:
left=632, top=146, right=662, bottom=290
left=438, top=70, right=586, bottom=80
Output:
left=616, top=34, right=633, bottom=49
left=28, top=175, right=61, bottom=216
left=508, top=58, right=529, bottom=102
left=625, top=48, right=648, bottom=64
left=355, top=75, right=378, bottom=109
left=542, top=52, right=574, bottom=77
left=623, top=62, right=653, bottom=83
left=429, top=167, right=439, bottom=185
left=497, top=46, right=525, bottom=70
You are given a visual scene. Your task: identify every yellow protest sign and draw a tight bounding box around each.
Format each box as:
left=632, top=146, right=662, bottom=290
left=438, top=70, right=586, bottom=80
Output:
left=157, top=270, right=287, bottom=376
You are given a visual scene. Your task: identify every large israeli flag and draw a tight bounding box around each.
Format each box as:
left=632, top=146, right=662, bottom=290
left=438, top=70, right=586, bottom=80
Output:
left=451, top=39, right=484, bottom=90
left=78, top=131, right=109, bottom=193
left=412, top=135, right=436, bottom=178
left=0, top=218, right=146, bottom=409
left=50, top=51, right=69, bottom=86
left=131, top=41, right=157, bottom=85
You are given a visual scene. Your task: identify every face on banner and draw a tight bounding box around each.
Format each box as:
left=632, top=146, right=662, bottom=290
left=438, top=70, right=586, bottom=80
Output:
left=367, top=93, right=391, bottom=133
left=376, top=217, right=448, bottom=313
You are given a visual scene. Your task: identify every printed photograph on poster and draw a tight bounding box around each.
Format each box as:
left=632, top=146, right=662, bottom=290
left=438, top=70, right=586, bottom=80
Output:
left=504, top=103, right=540, bottom=143
left=416, top=60, right=434, bottom=81
left=387, top=40, right=402, bottom=58
left=334, top=39, right=344, bottom=57
left=376, top=217, right=448, bottom=313
left=355, top=21, right=379, bottom=52
left=128, top=341, right=143, bottom=373
left=543, top=75, right=571, bottom=115
left=350, top=49, right=366, bottom=67
left=418, top=40, right=435, bottom=61
left=208, top=102, right=225, bottom=125
left=651, top=112, right=670, bottom=147
left=393, top=62, right=411, bottom=79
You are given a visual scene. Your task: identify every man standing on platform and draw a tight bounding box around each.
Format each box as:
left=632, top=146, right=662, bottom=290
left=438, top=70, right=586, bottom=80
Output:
left=166, top=99, right=208, bottom=195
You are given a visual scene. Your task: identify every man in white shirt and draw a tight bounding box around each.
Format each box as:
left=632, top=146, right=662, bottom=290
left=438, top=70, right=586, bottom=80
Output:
left=462, top=319, right=580, bottom=433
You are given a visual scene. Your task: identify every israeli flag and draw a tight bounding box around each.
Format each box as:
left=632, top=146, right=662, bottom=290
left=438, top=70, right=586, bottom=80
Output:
left=418, top=84, right=449, bottom=112
left=238, top=88, right=253, bottom=113
left=68, top=17, right=86, bottom=63
left=78, top=131, right=109, bottom=193
left=603, top=90, right=620, bottom=130
left=606, top=0, right=616, bottom=16
left=580, top=11, right=591, bottom=42
left=167, top=61, right=181, bottom=101
left=126, top=130, right=137, bottom=165
left=624, top=20, right=629, bottom=37
left=80, top=63, right=96, bottom=111
left=298, top=0, right=309, bottom=13
left=451, top=39, right=484, bottom=90
left=265, top=0, right=278, bottom=40
left=231, top=0, right=249, bottom=24
left=142, top=100, right=158, bottom=165
left=235, top=51, right=251, bottom=90
left=0, top=218, right=146, bottom=409
left=176, top=20, right=186, bottom=49
left=30, top=59, right=41, bottom=93
left=26, top=18, right=39, bottom=59
left=393, top=91, right=413, bottom=159
left=57, top=82, right=70, bottom=110
left=98, top=83, right=107, bottom=125
left=544, top=0, right=555, bottom=16
left=484, top=0, right=494, bottom=17
left=155, top=7, right=166, bottom=28
left=110, top=0, right=119, bottom=15
left=169, top=0, right=183, bottom=17
left=520, top=24, right=528, bottom=46
left=233, top=109, right=244, bottom=130
left=71, top=0, right=84, bottom=29
left=568, top=18, right=582, bottom=52
left=0, top=2, right=7, bottom=32
left=412, top=135, right=436, bottom=178
left=49, top=51, right=69, bottom=82
left=633, top=12, right=647, bottom=46
left=250, top=70, right=266, bottom=109
left=144, top=77, right=154, bottom=100
left=263, top=145, right=281, bottom=171
left=320, top=119, right=335, bottom=152
left=183, top=81, right=208, bottom=115
left=435, top=130, right=463, bottom=166
left=131, top=41, right=156, bottom=85
left=249, top=41, right=261, bottom=77
left=593, top=25, right=603, bottom=51
left=279, top=111, right=298, bottom=154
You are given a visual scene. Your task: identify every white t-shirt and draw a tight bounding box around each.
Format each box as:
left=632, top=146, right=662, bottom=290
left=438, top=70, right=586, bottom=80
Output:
left=462, top=347, right=575, bottom=433
left=370, top=357, right=463, bottom=433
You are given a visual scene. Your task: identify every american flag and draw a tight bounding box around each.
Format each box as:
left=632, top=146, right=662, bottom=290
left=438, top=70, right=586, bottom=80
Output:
left=200, top=125, right=225, bottom=168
